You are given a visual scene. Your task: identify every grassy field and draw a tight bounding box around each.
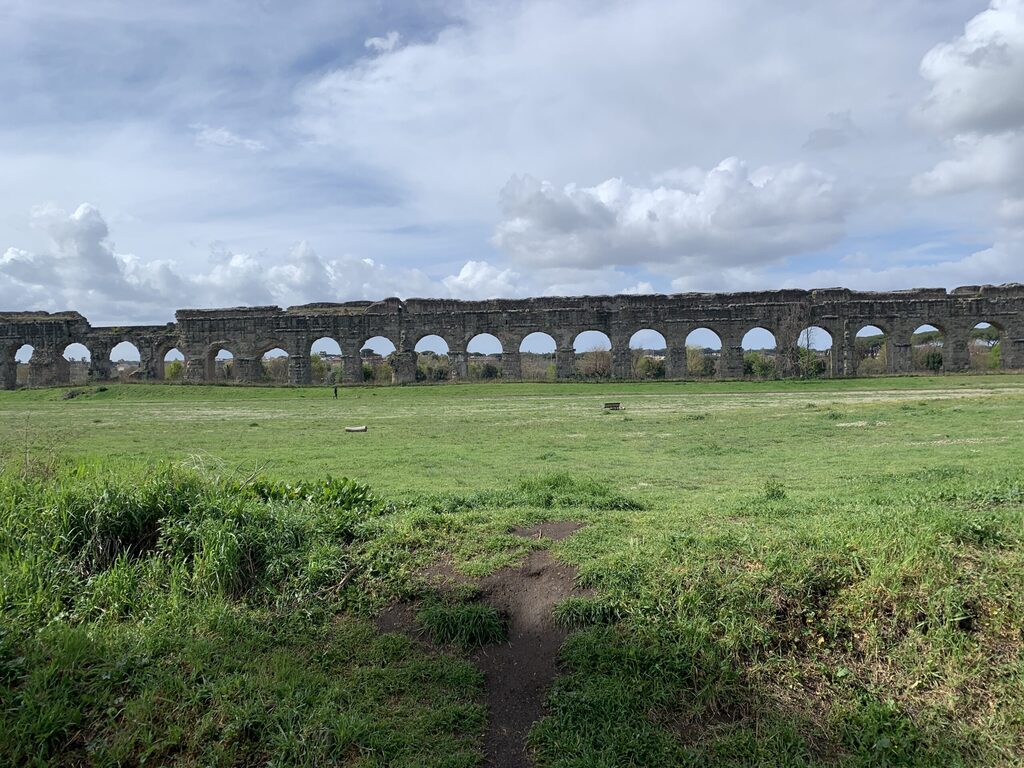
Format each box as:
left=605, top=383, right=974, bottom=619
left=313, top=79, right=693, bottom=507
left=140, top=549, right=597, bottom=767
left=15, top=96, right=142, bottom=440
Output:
left=1, top=375, right=1023, bottom=766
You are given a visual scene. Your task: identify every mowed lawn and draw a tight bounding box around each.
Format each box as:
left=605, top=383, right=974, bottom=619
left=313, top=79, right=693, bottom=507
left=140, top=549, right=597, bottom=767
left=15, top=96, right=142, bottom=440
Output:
left=1, top=376, right=1023, bottom=766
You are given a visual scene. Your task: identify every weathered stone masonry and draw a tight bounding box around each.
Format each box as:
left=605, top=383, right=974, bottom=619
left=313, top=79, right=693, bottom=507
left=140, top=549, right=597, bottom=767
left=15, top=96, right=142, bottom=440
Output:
left=3, top=284, right=1023, bottom=389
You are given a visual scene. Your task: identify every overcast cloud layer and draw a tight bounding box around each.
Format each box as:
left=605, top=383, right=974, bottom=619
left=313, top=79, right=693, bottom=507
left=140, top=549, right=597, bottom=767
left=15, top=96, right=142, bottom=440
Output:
left=1, top=0, right=1022, bottom=323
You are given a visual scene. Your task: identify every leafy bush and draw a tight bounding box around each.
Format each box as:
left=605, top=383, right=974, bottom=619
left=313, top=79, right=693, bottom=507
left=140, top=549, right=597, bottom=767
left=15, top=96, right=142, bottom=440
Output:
left=634, top=356, right=665, bottom=380
left=798, top=348, right=827, bottom=378
left=743, top=351, right=777, bottom=379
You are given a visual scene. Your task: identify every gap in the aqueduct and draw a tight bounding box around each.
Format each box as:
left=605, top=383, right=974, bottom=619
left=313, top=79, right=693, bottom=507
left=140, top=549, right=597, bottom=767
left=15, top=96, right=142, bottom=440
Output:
left=361, top=336, right=397, bottom=385
left=911, top=324, right=945, bottom=373
left=63, top=343, right=91, bottom=385
left=629, top=329, right=667, bottom=380
left=261, top=348, right=290, bottom=384
left=310, top=337, right=342, bottom=385
left=520, top=332, right=556, bottom=381
left=855, top=325, right=888, bottom=376
left=970, top=322, right=1002, bottom=371
left=110, top=342, right=141, bottom=381
left=741, top=327, right=778, bottom=379
left=685, top=328, right=721, bottom=378
left=161, top=348, right=185, bottom=381
left=414, top=335, right=450, bottom=383
left=467, top=334, right=502, bottom=380
left=798, top=326, right=833, bottom=378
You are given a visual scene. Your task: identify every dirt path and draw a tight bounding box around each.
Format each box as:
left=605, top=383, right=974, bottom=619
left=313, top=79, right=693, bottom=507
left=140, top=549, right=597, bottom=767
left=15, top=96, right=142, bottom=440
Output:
left=474, top=522, right=584, bottom=768
left=375, top=521, right=585, bottom=768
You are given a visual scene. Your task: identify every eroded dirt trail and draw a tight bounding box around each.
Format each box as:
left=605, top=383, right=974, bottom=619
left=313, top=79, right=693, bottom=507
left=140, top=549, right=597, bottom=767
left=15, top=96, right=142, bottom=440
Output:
left=376, top=521, right=585, bottom=768
left=474, top=521, right=584, bottom=768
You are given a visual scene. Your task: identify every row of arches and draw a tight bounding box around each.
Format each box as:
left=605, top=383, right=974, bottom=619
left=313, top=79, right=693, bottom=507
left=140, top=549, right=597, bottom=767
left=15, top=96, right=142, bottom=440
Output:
left=8, top=320, right=1010, bottom=387
left=300, top=320, right=1008, bottom=383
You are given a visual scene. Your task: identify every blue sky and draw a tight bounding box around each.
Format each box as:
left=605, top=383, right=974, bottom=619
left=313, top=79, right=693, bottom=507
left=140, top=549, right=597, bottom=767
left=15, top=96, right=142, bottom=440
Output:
left=2, top=0, right=1023, bottom=333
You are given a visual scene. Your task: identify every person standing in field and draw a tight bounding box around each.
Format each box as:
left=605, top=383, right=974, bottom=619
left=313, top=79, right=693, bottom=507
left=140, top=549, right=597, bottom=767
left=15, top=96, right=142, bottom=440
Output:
left=333, top=385, right=338, bottom=399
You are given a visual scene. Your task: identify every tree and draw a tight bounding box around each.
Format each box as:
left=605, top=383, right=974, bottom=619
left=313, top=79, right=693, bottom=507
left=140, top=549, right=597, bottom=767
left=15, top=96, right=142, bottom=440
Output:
left=310, top=354, right=328, bottom=384
left=577, top=347, right=611, bottom=379
left=469, top=361, right=500, bottom=380
left=165, top=360, right=184, bottom=381
left=634, top=356, right=665, bottom=379
left=261, top=356, right=289, bottom=383
left=798, top=348, right=827, bottom=378
left=971, top=325, right=1000, bottom=347
left=687, top=346, right=716, bottom=377
left=743, top=351, right=776, bottom=379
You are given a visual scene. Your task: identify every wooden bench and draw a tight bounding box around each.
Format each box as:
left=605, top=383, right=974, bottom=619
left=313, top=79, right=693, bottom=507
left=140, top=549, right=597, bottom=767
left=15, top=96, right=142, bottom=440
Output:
left=603, top=402, right=622, bottom=411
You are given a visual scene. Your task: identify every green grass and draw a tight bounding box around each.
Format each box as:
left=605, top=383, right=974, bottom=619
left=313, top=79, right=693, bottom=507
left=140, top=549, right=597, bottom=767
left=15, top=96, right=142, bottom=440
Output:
left=2, top=375, right=1024, bottom=765
left=418, top=601, right=508, bottom=649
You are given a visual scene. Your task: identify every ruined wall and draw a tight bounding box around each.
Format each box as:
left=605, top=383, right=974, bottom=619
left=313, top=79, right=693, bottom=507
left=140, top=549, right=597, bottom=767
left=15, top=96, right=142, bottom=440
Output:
left=3, top=284, right=1023, bottom=388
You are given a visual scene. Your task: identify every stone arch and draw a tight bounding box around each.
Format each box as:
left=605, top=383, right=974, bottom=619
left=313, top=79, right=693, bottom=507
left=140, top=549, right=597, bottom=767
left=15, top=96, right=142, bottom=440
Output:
left=572, top=330, right=611, bottom=352
left=467, top=333, right=503, bottom=354
left=685, top=328, right=722, bottom=378
left=796, top=326, right=833, bottom=379
left=629, top=329, right=667, bottom=379
left=969, top=321, right=1004, bottom=371
left=253, top=338, right=294, bottom=359
left=62, top=343, right=92, bottom=385
left=110, top=341, right=141, bottom=381
left=519, top=332, right=557, bottom=381
left=740, top=327, right=777, bottom=350
left=206, top=343, right=238, bottom=381
left=360, top=336, right=397, bottom=384
left=311, top=337, right=343, bottom=356
left=414, top=334, right=450, bottom=354
left=853, top=325, right=889, bottom=376
left=159, top=347, right=186, bottom=381
left=910, top=323, right=945, bottom=373
left=62, top=342, right=91, bottom=362
left=14, top=344, right=35, bottom=387
left=259, top=347, right=290, bottom=384
left=466, top=333, right=503, bottom=380
left=310, top=337, right=342, bottom=384
left=572, top=330, right=612, bottom=380
left=413, top=335, right=450, bottom=382
left=411, top=333, right=450, bottom=354
left=361, top=336, right=397, bottom=355
left=740, top=327, right=778, bottom=379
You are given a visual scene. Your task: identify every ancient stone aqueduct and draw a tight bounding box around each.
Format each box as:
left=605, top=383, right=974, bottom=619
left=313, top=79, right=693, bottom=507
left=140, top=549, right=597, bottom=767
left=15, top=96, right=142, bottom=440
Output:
left=2, top=285, right=1023, bottom=389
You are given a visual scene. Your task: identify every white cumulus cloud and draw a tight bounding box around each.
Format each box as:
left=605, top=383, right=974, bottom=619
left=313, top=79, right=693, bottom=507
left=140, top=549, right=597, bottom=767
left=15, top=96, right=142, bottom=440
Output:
left=0, top=205, right=529, bottom=323
left=914, top=1, right=1024, bottom=204
left=493, top=158, right=848, bottom=270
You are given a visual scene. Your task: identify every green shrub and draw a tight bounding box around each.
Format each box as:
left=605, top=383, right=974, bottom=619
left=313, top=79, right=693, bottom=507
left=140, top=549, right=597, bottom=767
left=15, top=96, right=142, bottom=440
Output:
left=744, top=351, right=777, bottom=379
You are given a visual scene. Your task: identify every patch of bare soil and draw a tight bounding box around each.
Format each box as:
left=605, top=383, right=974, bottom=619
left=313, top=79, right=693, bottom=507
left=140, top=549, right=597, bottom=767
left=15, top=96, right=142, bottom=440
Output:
left=374, top=601, right=419, bottom=635
left=374, top=521, right=586, bottom=768
left=474, top=546, right=582, bottom=768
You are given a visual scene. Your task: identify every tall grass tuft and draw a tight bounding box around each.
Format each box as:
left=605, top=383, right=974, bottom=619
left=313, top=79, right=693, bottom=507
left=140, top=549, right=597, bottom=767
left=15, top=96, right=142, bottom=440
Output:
left=417, top=601, right=507, bottom=648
